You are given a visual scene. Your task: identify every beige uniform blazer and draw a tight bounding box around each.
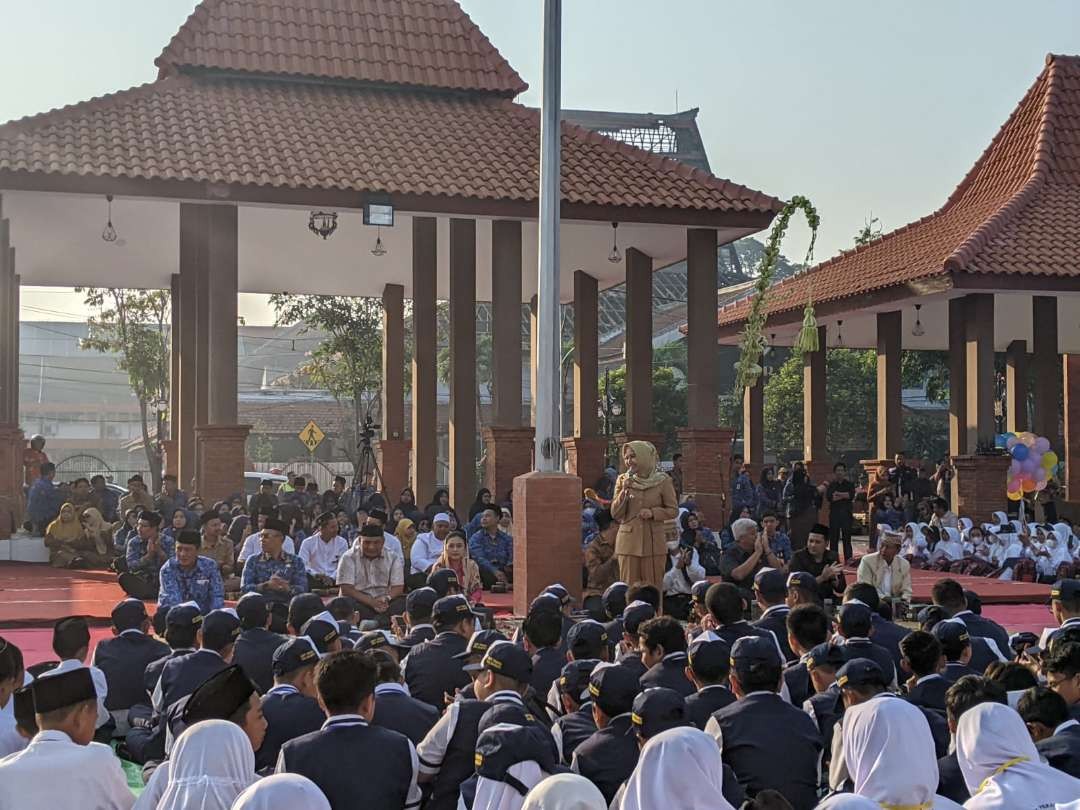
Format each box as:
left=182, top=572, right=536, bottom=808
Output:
left=610, top=474, right=678, bottom=558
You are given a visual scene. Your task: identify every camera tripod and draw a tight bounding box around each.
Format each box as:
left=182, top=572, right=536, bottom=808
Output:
left=355, top=434, right=385, bottom=495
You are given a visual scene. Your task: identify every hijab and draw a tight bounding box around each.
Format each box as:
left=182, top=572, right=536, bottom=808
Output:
left=843, top=695, right=961, bottom=810
left=620, top=441, right=668, bottom=491
left=814, top=796, right=881, bottom=810
left=957, top=703, right=1080, bottom=810
left=230, top=774, right=330, bottom=810
left=620, top=726, right=735, bottom=810
left=151, top=719, right=256, bottom=810
left=472, top=761, right=548, bottom=810
left=935, top=527, right=964, bottom=562
left=521, top=774, right=606, bottom=810
left=469, top=489, right=493, bottom=520
left=45, top=503, right=82, bottom=542
left=394, top=518, right=415, bottom=539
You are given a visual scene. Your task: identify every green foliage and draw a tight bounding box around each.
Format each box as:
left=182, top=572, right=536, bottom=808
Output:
left=77, top=287, right=170, bottom=490
left=602, top=365, right=687, bottom=456
left=248, top=420, right=275, bottom=463
left=901, top=351, right=950, bottom=402
left=903, top=411, right=949, bottom=463
left=854, top=214, right=883, bottom=246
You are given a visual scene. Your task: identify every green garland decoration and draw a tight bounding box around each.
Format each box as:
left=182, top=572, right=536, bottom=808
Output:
left=734, top=195, right=820, bottom=394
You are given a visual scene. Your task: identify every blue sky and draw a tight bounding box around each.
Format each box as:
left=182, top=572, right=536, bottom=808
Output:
left=4, top=0, right=1078, bottom=322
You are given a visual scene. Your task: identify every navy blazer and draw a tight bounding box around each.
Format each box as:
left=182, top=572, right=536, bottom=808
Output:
left=1036, top=723, right=1080, bottom=778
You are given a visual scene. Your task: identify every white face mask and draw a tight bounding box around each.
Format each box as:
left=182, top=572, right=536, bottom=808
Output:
left=666, top=541, right=680, bottom=553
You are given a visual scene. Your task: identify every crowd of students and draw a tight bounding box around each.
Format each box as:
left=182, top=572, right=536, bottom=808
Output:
left=1, top=568, right=1079, bottom=810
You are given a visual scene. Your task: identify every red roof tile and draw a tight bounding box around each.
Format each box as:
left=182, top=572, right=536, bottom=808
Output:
left=717, top=54, right=1080, bottom=327
left=156, top=0, right=528, bottom=97
left=0, top=76, right=781, bottom=217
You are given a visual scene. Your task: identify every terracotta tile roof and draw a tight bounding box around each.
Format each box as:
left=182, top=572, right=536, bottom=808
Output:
left=717, top=54, right=1080, bottom=327
left=0, top=76, right=781, bottom=217
left=156, top=0, right=528, bottom=97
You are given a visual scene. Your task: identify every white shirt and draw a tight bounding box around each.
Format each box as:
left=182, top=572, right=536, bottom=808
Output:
left=298, top=533, right=350, bottom=579
left=0, top=729, right=134, bottom=809
left=382, top=531, right=404, bottom=560
left=0, top=672, right=31, bottom=759
left=662, top=550, right=706, bottom=595
left=417, top=691, right=523, bottom=777
left=39, top=659, right=110, bottom=729
left=239, top=532, right=295, bottom=563
left=409, top=531, right=445, bottom=575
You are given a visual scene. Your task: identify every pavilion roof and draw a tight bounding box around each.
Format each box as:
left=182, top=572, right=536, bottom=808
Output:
left=155, top=0, right=528, bottom=96
left=716, top=53, right=1080, bottom=330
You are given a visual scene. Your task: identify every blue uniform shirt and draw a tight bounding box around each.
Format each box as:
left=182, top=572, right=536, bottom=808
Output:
left=158, top=556, right=225, bottom=614
left=126, top=533, right=176, bottom=574
left=468, top=529, right=513, bottom=571
left=241, top=550, right=308, bottom=596
left=27, top=478, right=64, bottom=526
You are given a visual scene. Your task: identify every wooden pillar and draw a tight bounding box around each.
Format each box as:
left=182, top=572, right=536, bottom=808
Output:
left=0, top=215, right=10, bottom=425
left=1064, top=355, right=1080, bottom=500
left=876, top=311, right=903, bottom=459
left=448, top=218, right=477, bottom=510
left=743, top=377, right=763, bottom=466
left=686, top=228, right=718, bottom=428
left=8, top=266, right=16, bottom=427
left=378, top=283, right=410, bottom=497
left=179, top=204, right=211, bottom=486
left=1032, top=296, right=1058, bottom=442
left=1005, top=339, right=1029, bottom=434
left=177, top=236, right=198, bottom=487
left=411, top=217, right=438, bottom=501
left=573, top=271, right=599, bottom=438
left=625, top=247, right=653, bottom=435
left=205, top=205, right=238, bottom=426
left=948, top=297, right=967, bottom=456
left=803, top=325, right=828, bottom=461
left=491, top=221, right=523, bottom=427
left=169, top=274, right=181, bottom=438
left=964, top=294, right=995, bottom=451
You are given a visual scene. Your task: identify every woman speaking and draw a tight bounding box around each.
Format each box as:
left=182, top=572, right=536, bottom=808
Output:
left=610, top=441, right=678, bottom=593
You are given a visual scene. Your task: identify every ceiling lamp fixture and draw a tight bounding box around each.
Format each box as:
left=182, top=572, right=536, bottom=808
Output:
left=912, top=303, right=926, bottom=337
left=607, top=222, right=622, bottom=264
left=835, top=319, right=844, bottom=347
left=101, top=194, right=118, bottom=243
left=370, top=226, right=387, bottom=257
left=308, top=211, right=338, bottom=240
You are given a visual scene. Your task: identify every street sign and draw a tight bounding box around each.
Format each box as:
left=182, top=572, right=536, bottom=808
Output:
left=299, top=420, right=326, bottom=453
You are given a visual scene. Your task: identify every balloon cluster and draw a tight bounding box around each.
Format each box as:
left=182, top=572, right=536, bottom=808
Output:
left=994, top=432, right=1059, bottom=501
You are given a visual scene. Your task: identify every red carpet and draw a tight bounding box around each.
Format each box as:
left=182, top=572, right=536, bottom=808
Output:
left=0, top=562, right=154, bottom=627
left=906, top=568, right=1050, bottom=604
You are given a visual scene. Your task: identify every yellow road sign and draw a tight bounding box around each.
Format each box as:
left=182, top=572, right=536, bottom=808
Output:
left=299, top=420, right=326, bottom=453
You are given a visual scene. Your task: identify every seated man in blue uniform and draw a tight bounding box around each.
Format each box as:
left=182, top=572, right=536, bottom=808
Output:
left=369, top=648, right=439, bottom=746
left=278, top=649, right=422, bottom=809
left=570, top=663, right=641, bottom=804
left=118, top=510, right=173, bottom=601
left=705, top=636, right=823, bottom=810
left=232, top=592, right=287, bottom=695
left=551, top=659, right=600, bottom=765
left=637, top=615, right=694, bottom=697
left=468, top=509, right=513, bottom=590
left=91, top=598, right=168, bottom=735
left=241, top=517, right=308, bottom=607
left=255, top=637, right=325, bottom=772
left=683, top=631, right=735, bottom=729
left=157, top=529, right=225, bottom=619
left=403, top=594, right=481, bottom=710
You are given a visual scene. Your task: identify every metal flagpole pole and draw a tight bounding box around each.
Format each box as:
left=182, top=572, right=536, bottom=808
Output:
left=534, top=0, right=562, bottom=472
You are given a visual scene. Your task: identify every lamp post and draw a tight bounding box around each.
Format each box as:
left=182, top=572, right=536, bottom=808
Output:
left=597, top=369, right=622, bottom=465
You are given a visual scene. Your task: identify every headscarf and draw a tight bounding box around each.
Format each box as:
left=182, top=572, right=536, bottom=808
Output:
left=395, top=518, right=416, bottom=560
left=45, top=503, right=82, bottom=543
left=521, top=774, right=607, bottom=810
left=152, top=719, right=256, bottom=810
left=469, top=489, right=493, bottom=520
left=620, top=726, right=735, bottom=810
left=935, top=527, right=964, bottom=562
left=472, top=761, right=548, bottom=810
left=956, top=702, right=1080, bottom=810
left=230, top=774, right=330, bottom=810
left=814, top=796, right=881, bottom=810
left=842, top=695, right=960, bottom=810
left=620, top=441, right=668, bottom=491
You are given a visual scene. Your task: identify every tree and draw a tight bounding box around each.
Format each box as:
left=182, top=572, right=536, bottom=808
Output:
left=602, top=365, right=687, bottom=456
left=78, top=288, right=171, bottom=491
left=269, top=294, right=385, bottom=483
left=854, top=214, right=884, bottom=246
left=247, top=420, right=275, bottom=463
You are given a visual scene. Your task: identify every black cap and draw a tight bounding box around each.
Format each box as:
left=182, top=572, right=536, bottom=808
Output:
left=182, top=665, right=256, bottom=724
left=166, top=602, right=203, bottom=629
left=810, top=524, right=830, bottom=537
left=272, top=637, right=320, bottom=677
left=838, top=602, right=873, bottom=634
left=368, top=508, right=388, bottom=523
left=454, top=629, right=508, bottom=667
left=687, top=632, right=731, bottom=679
left=138, top=510, right=162, bottom=527
left=542, top=584, right=572, bottom=607
left=931, top=620, right=971, bottom=646
left=916, top=605, right=947, bottom=630
left=301, top=611, right=341, bottom=653
left=175, top=529, right=201, bottom=548
left=259, top=479, right=275, bottom=487
left=406, top=587, right=438, bottom=618
left=359, top=524, right=384, bottom=538
left=805, top=642, right=847, bottom=670
left=199, top=510, right=223, bottom=527
left=12, top=686, right=36, bottom=733
left=588, top=664, right=640, bottom=717
left=754, top=568, right=787, bottom=600
left=480, top=641, right=533, bottom=684
left=786, top=571, right=817, bottom=592
left=602, top=582, right=628, bottom=616
left=31, top=667, right=95, bottom=714
left=263, top=518, right=289, bottom=534
left=110, top=598, right=147, bottom=631
left=558, top=659, right=599, bottom=701
left=622, top=601, right=656, bottom=636
left=478, top=701, right=537, bottom=734
left=427, top=569, right=460, bottom=598
left=354, top=630, right=409, bottom=656
left=475, top=724, right=559, bottom=784
left=202, top=609, right=242, bottom=649
left=528, top=593, right=563, bottom=616
left=566, top=620, right=608, bottom=658
left=631, top=687, right=689, bottom=738
left=235, top=593, right=268, bottom=626
left=1051, top=579, right=1080, bottom=602
left=433, top=595, right=479, bottom=627
left=836, top=658, right=887, bottom=689
left=690, top=580, right=711, bottom=605
left=1009, top=631, right=1040, bottom=653
left=730, top=636, right=781, bottom=676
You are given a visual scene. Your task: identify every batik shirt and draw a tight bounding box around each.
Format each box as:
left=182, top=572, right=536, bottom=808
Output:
left=158, top=556, right=224, bottom=614
left=241, top=551, right=308, bottom=597
left=126, top=533, right=176, bottom=574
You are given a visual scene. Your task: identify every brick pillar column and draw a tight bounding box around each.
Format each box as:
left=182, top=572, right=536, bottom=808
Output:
left=448, top=218, right=477, bottom=510
left=561, top=436, right=608, bottom=490
left=804, top=326, right=828, bottom=463
left=965, top=294, right=995, bottom=451
left=951, top=454, right=1010, bottom=525
left=483, top=426, right=534, bottom=502
left=876, top=311, right=903, bottom=459
left=625, top=247, right=653, bottom=435
left=1005, top=339, right=1029, bottom=434
left=948, top=297, right=968, bottom=457
left=195, top=425, right=251, bottom=504
left=686, top=228, right=718, bottom=428
left=512, top=471, right=582, bottom=615
left=177, top=231, right=198, bottom=488
left=1063, top=354, right=1080, bottom=501
left=1032, top=296, right=1059, bottom=443
left=676, top=426, right=734, bottom=527
left=491, top=221, right=523, bottom=428
left=0, top=425, right=24, bottom=540
left=411, top=217, right=438, bottom=501
left=376, top=439, right=411, bottom=500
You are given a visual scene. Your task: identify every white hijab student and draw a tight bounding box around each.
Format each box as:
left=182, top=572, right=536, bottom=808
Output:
left=466, top=724, right=553, bottom=810
left=901, top=523, right=925, bottom=558
left=136, top=720, right=257, bottom=810
left=230, top=774, right=330, bottom=810
left=956, top=702, right=1080, bottom=810
left=1040, top=523, right=1074, bottom=578
left=932, top=527, right=965, bottom=564
left=842, top=695, right=963, bottom=810
left=813, top=795, right=880, bottom=809
left=521, top=774, right=607, bottom=810
left=620, top=726, right=735, bottom=810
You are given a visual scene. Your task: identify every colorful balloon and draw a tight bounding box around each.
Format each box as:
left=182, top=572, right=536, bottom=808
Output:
left=1007, top=477, right=1022, bottom=493
left=1006, top=436, right=1019, bottom=449
left=1034, top=437, right=1051, bottom=454
left=1036, top=479, right=1047, bottom=491
left=1009, top=460, right=1022, bottom=476
left=1007, top=489, right=1023, bottom=501
left=1021, top=433, right=1037, bottom=447
left=1022, top=476, right=1036, bottom=493
left=1043, top=451, right=1058, bottom=470
left=1011, top=443, right=1029, bottom=461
